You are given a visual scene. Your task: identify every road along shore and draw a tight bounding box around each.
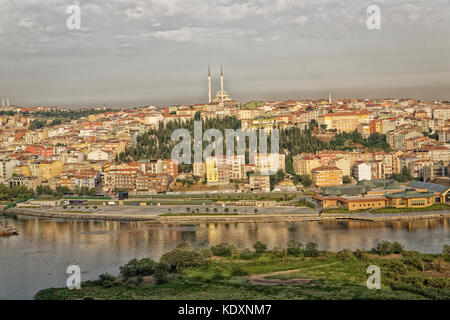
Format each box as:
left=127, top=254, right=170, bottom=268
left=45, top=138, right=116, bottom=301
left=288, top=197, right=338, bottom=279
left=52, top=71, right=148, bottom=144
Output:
left=4, top=208, right=450, bottom=224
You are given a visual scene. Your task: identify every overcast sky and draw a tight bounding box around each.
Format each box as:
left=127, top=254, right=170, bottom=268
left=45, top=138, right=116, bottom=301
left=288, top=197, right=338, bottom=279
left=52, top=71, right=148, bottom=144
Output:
left=0, top=0, right=449, bottom=108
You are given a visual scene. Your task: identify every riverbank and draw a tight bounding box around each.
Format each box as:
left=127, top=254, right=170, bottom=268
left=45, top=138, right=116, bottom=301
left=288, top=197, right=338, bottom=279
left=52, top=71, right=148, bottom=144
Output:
left=4, top=207, right=450, bottom=224
left=35, top=241, right=450, bottom=300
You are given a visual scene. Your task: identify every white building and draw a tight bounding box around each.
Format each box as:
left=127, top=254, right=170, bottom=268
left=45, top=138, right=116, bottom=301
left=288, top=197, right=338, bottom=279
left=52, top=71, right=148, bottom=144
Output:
left=252, top=153, right=286, bottom=174
left=87, top=149, right=113, bottom=162
left=352, top=162, right=372, bottom=181
left=0, top=158, right=20, bottom=182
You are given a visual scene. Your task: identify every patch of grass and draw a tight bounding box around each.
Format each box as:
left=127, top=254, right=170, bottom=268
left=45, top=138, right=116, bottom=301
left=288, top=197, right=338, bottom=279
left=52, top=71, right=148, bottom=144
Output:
left=35, top=245, right=450, bottom=300
left=372, top=204, right=450, bottom=213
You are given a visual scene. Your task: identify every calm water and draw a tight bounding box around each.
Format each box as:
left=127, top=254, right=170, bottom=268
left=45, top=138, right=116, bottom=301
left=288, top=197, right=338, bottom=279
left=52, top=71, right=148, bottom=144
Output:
left=0, top=216, right=449, bottom=300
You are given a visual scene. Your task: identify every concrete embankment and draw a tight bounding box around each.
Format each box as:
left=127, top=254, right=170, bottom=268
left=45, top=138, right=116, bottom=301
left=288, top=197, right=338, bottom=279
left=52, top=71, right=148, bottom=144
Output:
left=4, top=207, right=450, bottom=224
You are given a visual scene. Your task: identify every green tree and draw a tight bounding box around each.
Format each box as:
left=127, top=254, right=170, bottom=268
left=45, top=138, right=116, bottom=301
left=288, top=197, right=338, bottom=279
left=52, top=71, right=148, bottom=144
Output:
left=160, top=248, right=205, bottom=270
left=287, top=240, right=303, bottom=256
left=300, top=175, right=312, bottom=187
left=304, top=242, right=319, bottom=257
left=153, top=262, right=170, bottom=284
left=119, top=258, right=156, bottom=280
left=343, top=175, right=351, bottom=184
left=211, top=243, right=234, bottom=257
left=253, top=241, right=267, bottom=254
left=36, top=185, right=53, bottom=195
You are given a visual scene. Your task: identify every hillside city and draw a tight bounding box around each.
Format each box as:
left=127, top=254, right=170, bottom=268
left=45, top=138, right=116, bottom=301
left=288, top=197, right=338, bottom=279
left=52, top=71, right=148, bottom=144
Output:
left=2, top=91, right=450, bottom=212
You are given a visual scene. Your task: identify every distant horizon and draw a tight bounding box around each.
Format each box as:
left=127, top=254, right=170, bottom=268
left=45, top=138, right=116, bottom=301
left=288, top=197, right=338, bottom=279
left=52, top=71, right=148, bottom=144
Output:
left=6, top=88, right=450, bottom=110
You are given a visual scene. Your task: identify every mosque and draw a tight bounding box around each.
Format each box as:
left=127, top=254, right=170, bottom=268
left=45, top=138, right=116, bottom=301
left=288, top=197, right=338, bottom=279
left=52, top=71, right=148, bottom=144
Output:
left=208, top=65, right=234, bottom=107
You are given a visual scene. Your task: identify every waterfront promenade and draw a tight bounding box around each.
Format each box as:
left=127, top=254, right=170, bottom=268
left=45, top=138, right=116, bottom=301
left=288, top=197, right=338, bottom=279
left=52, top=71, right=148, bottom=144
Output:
left=4, top=205, right=450, bottom=224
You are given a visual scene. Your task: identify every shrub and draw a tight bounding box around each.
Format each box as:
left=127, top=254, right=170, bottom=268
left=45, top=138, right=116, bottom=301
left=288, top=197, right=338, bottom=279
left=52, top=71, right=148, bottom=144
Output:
left=391, top=241, right=404, bottom=254
left=63, top=205, right=67, bottom=209
left=211, top=243, right=234, bottom=257
left=160, top=248, right=205, bottom=270
left=154, top=262, right=170, bottom=284
left=270, top=248, right=285, bottom=258
left=239, top=248, right=255, bottom=260
left=231, top=265, right=249, bottom=276
left=200, top=248, right=212, bottom=259
left=304, top=242, right=319, bottom=257
left=443, top=244, right=450, bottom=262
left=336, top=249, right=355, bottom=261
left=354, top=249, right=368, bottom=260
left=402, top=256, right=424, bottom=271
left=374, top=241, right=392, bottom=255
left=119, top=258, right=156, bottom=279
left=432, top=259, right=445, bottom=273
left=94, top=273, right=116, bottom=288
left=85, top=206, right=89, bottom=209
left=253, top=241, right=267, bottom=254
left=287, top=240, right=303, bottom=256
left=381, top=260, right=409, bottom=278
left=176, top=242, right=191, bottom=250
left=373, top=241, right=404, bottom=255
left=93, top=206, right=98, bottom=209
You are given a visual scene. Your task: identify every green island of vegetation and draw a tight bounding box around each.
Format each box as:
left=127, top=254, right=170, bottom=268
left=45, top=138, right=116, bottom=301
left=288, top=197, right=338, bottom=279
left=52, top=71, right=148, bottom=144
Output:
left=36, top=241, right=450, bottom=300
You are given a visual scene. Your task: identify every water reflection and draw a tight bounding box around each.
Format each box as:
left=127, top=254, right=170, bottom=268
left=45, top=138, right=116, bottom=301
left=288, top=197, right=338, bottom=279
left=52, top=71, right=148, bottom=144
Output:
left=0, top=216, right=449, bottom=300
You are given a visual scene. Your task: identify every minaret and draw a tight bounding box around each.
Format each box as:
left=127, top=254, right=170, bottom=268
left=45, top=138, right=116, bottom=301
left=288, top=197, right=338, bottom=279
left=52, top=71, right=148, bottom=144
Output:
left=7, top=98, right=9, bottom=107
left=220, top=65, right=224, bottom=107
left=208, top=65, right=212, bottom=104
left=328, top=92, right=332, bottom=104
left=2, top=99, right=4, bottom=108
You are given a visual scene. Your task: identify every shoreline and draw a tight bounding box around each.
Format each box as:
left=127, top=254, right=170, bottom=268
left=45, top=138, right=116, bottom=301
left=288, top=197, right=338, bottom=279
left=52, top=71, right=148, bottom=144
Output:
left=4, top=207, right=450, bottom=224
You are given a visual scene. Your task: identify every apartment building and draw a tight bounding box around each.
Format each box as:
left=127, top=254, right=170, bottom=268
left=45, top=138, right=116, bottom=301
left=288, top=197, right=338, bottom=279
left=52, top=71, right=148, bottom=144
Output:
left=161, top=159, right=179, bottom=178
left=311, top=166, right=343, bottom=187
left=60, top=169, right=100, bottom=190
left=38, top=160, right=64, bottom=180
left=253, top=153, right=285, bottom=174
left=206, top=155, right=245, bottom=185
left=352, top=162, right=372, bottom=181
left=249, top=173, right=270, bottom=192
left=136, top=174, right=170, bottom=193
left=293, top=155, right=320, bottom=176
left=318, top=111, right=371, bottom=133
left=0, top=158, right=20, bottom=182
left=104, top=168, right=140, bottom=192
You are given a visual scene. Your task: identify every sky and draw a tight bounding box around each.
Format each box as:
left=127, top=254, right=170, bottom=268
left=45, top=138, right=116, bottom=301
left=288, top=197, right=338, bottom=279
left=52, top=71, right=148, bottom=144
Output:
left=0, top=0, right=450, bottom=108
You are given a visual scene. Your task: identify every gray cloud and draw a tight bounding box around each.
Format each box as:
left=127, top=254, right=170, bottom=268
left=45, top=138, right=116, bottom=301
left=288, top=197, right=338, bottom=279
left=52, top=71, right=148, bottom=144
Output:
left=0, top=0, right=449, bottom=107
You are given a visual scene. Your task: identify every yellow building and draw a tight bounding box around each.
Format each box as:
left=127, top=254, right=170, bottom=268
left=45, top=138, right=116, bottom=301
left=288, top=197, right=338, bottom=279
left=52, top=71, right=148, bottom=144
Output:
left=314, top=195, right=387, bottom=211
left=386, top=191, right=437, bottom=208
left=315, top=191, right=439, bottom=211
left=311, top=166, right=343, bottom=187
left=13, top=165, right=31, bottom=177
left=318, top=111, right=371, bottom=133
left=206, top=157, right=219, bottom=183
left=293, top=155, right=320, bottom=176
left=39, top=160, right=64, bottom=180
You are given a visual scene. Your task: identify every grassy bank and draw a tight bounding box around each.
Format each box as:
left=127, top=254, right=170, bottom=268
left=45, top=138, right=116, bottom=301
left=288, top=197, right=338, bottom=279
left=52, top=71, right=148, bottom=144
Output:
left=372, top=204, right=450, bottom=213
left=36, top=241, right=450, bottom=300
